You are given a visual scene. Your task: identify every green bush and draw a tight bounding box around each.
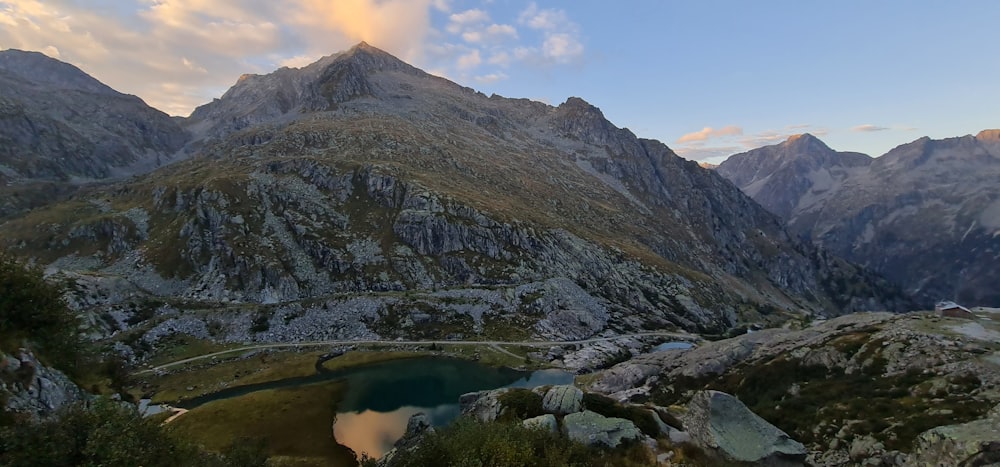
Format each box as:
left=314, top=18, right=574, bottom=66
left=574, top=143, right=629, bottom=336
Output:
left=392, top=417, right=592, bottom=467
left=497, top=388, right=544, bottom=420
left=0, top=253, right=82, bottom=372
left=0, top=398, right=267, bottom=467
left=387, top=417, right=657, bottom=467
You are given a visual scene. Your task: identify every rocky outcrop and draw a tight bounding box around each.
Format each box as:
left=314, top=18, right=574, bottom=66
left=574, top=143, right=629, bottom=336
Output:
left=562, top=410, right=642, bottom=448
left=683, top=390, right=806, bottom=466
left=588, top=311, right=1000, bottom=463
left=459, top=389, right=510, bottom=422
left=541, top=385, right=583, bottom=415
left=1, top=348, right=86, bottom=420
left=910, top=404, right=1000, bottom=467
left=522, top=414, right=558, bottom=433
left=378, top=412, right=435, bottom=467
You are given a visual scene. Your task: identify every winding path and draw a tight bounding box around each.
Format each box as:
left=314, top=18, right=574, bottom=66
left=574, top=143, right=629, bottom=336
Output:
left=135, top=331, right=697, bottom=374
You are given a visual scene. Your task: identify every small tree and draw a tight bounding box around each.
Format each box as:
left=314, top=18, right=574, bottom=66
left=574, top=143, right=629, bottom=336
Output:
left=0, top=252, right=82, bottom=373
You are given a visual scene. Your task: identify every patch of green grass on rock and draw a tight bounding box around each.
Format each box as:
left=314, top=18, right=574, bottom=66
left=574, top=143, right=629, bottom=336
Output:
left=167, top=380, right=356, bottom=466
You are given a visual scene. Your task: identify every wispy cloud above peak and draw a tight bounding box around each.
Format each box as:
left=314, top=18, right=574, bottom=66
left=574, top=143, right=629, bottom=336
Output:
left=673, top=124, right=832, bottom=164
left=852, top=124, right=889, bottom=132
left=676, top=126, right=743, bottom=144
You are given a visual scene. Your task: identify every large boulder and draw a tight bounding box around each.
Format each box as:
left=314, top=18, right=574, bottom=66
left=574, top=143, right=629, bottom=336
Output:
left=563, top=410, right=642, bottom=448
left=683, top=390, right=806, bottom=466
left=459, top=388, right=510, bottom=422
left=522, top=414, right=558, bottom=433
left=542, top=385, right=583, bottom=415
left=910, top=404, right=1000, bottom=466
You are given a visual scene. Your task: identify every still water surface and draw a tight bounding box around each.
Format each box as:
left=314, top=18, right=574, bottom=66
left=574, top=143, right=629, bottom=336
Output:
left=179, top=356, right=573, bottom=459
left=653, top=341, right=694, bottom=352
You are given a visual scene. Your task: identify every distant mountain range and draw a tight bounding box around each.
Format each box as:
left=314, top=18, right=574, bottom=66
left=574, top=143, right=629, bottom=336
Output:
left=717, top=131, right=1000, bottom=306
left=0, top=43, right=911, bottom=342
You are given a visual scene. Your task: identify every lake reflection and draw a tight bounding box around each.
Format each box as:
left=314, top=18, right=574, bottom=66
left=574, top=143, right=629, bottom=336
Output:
left=177, top=356, right=574, bottom=463
left=334, top=408, right=422, bottom=458
left=330, top=358, right=574, bottom=458
left=334, top=405, right=459, bottom=458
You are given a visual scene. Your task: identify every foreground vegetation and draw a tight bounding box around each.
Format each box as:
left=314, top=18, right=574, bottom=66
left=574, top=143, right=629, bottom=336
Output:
left=382, top=417, right=656, bottom=467
left=168, top=381, right=356, bottom=466
left=0, top=252, right=82, bottom=372
left=0, top=399, right=267, bottom=466
left=0, top=255, right=273, bottom=465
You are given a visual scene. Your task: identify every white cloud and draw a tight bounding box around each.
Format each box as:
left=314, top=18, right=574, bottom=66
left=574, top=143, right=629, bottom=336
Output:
left=431, top=0, right=450, bottom=13
left=542, top=33, right=583, bottom=62
left=518, top=2, right=569, bottom=31
left=852, top=124, right=889, bottom=132
left=673, top=124, right=829, bottom=163
left=487, top=51, right=511, bottom=66
left=461, top=31, right=483, bottom=43
left=486, top=24, right=517, bottom=39
left=181, top=57, right=207, bottom=73
left=676, top=126, right=743, bottom=144
left=474, top=72, right=507, bottom=83
left=41, top=45, right=60, bottom=58
left=456, top=49, right=481, bottom=69
left=515, top=3, right=584, bottom=65
left=278, top=54, right=322, bottom=68
left=461, top=23, right=517, bottom=44
left=449, top=8, right=490, bottom=25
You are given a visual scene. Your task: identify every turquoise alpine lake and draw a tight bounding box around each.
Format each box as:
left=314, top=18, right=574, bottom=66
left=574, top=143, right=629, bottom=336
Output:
left=175, top=356, right=574, bottom=458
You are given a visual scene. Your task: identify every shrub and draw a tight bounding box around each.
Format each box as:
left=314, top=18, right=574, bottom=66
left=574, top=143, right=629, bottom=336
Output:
left=498, top=388, right=544, bottom=420
left=0, top=398, right=267, bottom=467
left=0, top=253, right=82, bottom=373
left=390, top=417, right=588, bottom=467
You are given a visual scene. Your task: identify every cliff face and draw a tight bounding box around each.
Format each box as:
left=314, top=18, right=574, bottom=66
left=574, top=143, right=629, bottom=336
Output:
left=0, top=44, right=910, bottom=350
left=718, top=131, right=1000, bottom=306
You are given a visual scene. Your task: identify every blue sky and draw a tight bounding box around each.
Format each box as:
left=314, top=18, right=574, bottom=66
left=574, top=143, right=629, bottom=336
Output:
left=1, top=1, right=997, bottom=163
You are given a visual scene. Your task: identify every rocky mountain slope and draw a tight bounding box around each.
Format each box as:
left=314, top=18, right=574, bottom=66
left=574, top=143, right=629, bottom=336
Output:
left=715, top=134, right=872, bottom=221
left=0, top=49, right=190, bottom=218
left=717, top=131, right=1000, bottom=307
left=0, top=44, right=910, bottom=356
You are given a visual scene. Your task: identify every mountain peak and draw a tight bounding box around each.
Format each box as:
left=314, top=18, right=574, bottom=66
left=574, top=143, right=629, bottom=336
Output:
left=780, top=133, right=833, bottom=154
left=349, top=41, right=377, bottom=52
left=0, top=48, right=116, bottom=95
left=976, top=129, right=1000, bottom=142
left=784, top=133, right=822, bottom=144
left=336, top=41, right=414, bottom=73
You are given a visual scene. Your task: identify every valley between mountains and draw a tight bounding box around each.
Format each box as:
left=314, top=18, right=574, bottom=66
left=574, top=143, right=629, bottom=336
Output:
left=2, top=43, right=999, bottom=467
